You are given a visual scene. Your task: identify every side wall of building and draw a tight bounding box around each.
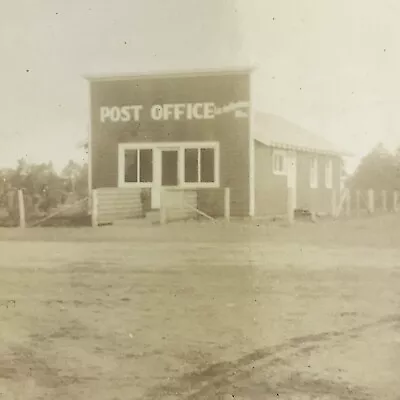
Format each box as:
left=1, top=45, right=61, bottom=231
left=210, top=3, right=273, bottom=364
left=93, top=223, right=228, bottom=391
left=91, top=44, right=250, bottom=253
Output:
left=296, top=152, right=341, bottom=214
left=254, top=142, right=288, bottom=216
left=254, top=141, right=342, bottom=216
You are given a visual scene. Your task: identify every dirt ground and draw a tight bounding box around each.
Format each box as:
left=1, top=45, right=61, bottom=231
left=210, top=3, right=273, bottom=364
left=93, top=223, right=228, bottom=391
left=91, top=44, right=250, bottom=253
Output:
left=0, top=214, right=400, bottom=399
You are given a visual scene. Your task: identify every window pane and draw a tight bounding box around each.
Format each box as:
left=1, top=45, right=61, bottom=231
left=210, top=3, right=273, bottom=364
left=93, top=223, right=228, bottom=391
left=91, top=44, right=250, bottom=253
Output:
left=139, top=149, right=153, bottom=183
left=273, top=153, right=285, bottom=173
left=125, top=150, right=138, bottom=182
left=310, top=158, right=318, bottom=186
left=200, top=148, right=215, bottom=182
left=185, top=148, right=199, bottom=183
left=325, top=160, right=332, bottom=187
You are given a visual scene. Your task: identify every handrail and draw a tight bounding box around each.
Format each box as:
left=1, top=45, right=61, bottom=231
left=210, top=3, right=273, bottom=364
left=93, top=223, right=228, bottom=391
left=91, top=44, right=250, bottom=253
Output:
left=182, top=200, right=217, bottom=223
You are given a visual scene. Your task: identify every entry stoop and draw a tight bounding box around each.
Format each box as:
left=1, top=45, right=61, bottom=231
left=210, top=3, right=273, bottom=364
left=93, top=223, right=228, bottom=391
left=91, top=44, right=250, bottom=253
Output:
left=112, top=217, right=153, bottom=227
left=110, top=210, right=161, bottom=226
left=145, top=209, right=161, bottom=224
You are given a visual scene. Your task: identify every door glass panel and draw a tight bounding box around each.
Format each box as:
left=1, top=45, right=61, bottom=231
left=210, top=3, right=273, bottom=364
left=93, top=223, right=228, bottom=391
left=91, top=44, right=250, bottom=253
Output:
left=161, top=150, right=178, bottom=186
left=139, top=149, right=153, bottom=183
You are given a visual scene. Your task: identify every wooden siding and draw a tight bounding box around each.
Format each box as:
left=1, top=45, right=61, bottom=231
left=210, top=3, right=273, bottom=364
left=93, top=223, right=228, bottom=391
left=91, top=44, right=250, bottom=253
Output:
left=162, top=190, right=198, bottom=222
left=96, top=188, right=142, bottom=224
left=254, top=141, right=342, bottom=216
left=296, top=153, right=341, bottom=214
left=254, top=142, right=287, bottom=216
left=90, top=73, right=251, bottom=217
left=197, top=188, right=225, bottom=217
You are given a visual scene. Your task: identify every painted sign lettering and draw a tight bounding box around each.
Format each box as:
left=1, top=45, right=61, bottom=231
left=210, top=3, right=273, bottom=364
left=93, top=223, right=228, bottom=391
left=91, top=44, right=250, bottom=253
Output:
left=99, top=101, right=249, bottom=123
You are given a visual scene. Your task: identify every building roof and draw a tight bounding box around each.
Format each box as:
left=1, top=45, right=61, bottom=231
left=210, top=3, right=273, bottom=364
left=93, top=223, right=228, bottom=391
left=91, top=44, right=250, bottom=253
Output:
left=83, top=66, right=255, bottom=82
left=253, top=112, right=350, bottom=156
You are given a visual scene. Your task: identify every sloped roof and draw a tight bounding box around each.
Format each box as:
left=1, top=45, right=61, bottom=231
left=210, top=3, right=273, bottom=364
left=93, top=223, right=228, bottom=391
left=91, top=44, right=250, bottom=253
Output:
left=254, top=112, right=349, bottom=156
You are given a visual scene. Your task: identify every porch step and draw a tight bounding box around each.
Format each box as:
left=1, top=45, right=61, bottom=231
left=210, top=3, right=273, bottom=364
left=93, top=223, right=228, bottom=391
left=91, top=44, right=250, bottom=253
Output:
left=112, top=217, right=154, bottom=226
left=145, top=210, right=161, bottom=224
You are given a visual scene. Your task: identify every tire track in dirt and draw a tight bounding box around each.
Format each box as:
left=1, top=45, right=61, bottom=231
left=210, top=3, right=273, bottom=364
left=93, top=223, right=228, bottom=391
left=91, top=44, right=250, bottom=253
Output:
left=145, top=313, right=400, bottom=399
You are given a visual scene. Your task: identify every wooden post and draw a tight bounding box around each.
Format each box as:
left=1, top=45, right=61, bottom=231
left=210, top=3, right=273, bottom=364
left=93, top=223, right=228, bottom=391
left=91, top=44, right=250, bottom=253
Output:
left=224, top=187, right=231, bottom=222
left=91, top=189, right=98, bottom=227
left=17, top=189, right=26, bottom=228
left=287, top=187, right=295, bottom=224
left=394, top=191, right=399, bottom=213
left=368, top=189, right=375, bottom=213
left=356, top=190, right=361, bottom=216
left=160, top=189, right=167, bottom=225
left=382, top=190, right=387, bottom=212
left=331, top=188, right=337, bottom=218
left=345, top=188, right=351, bottom=217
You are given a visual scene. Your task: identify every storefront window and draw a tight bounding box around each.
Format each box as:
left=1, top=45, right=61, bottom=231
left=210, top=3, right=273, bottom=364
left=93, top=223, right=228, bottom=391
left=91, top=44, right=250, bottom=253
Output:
left=184, top=147, right=215, bottom=184
left=184, top=148, right=199, bottom=183
left=120, top=143, right=218, bottom=188
left=125, top=150, right=138, bottom=182
left=200, top=148, right=215, bottom=183
left=125, top=149, right=153, bottom=183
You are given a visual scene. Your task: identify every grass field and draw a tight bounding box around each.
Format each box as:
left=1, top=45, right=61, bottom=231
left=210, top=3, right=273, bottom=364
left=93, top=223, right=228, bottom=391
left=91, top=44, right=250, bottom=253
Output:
left=1, top=214, right=400, bottom=399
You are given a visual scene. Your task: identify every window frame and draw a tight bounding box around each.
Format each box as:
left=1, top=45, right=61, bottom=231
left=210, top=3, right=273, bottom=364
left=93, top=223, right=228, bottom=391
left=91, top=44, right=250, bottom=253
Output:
left=118, top=141, right=220, bottom=189
left=272, top=149, right=287, bottom=176
left=182, top=146, right=218, bottom=186
left=310, top=156, right=318, bottom=189
left=325, top=159, right=333, bottom=189
left=123, top=148, right=154, bottom=185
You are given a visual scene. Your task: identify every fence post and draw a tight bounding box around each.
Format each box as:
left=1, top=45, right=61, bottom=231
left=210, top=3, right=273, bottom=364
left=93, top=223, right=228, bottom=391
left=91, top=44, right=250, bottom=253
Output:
left=160, top=189, right=167, bottom=225
left=287, top=187, right=295, bottom=224
left=91, top=189, right=98, bottom=227
left=382, top=190, right=387, bottom=212
left=345, top=188, right=351, bottom=217
left=17, top=189, right=26, bottom=228
left=367, top=189, right=375, bottom=213
left=224, top=187, right=231, bottom=222
left=394, top=191, right=399, bottom=213
left=331, top=188, right=337, bottom=218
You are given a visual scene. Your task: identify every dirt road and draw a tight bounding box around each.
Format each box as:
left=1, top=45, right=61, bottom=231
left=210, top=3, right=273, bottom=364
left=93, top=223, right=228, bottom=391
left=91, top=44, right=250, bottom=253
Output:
left=0, top=215, right=399, bottom=399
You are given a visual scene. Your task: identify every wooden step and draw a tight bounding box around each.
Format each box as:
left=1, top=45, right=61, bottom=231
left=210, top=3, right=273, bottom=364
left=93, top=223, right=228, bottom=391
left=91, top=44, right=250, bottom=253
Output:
left=145, top=210, right=161, bottom=224
left=112, top=217, right=153, bottom=226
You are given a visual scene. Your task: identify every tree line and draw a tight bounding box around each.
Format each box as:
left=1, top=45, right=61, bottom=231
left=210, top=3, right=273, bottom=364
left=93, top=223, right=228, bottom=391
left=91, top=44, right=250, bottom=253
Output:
left=0, top=159, right=88, bottom=208
left=348, top=143, right=400, bottom=192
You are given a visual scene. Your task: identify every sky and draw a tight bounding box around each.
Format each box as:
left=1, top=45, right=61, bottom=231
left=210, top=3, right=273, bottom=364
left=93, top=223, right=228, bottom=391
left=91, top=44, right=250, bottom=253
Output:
left=1, top=0, right=400, bottom=172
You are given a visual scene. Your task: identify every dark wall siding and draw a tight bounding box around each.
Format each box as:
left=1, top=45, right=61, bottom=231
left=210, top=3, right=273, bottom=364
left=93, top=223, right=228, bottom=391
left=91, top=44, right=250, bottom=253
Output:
left=90, top=73, right=250, bottom=216
left=254, top=142, right=342, bottom=216
left=254, top=142, right=287, bottom=216
left=296, top=152, right=341, bottom=213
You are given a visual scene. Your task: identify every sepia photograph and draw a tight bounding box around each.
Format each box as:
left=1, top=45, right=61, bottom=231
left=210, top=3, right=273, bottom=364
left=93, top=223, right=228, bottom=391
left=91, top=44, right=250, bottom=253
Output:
left=1, top=1, right=400, bottom=399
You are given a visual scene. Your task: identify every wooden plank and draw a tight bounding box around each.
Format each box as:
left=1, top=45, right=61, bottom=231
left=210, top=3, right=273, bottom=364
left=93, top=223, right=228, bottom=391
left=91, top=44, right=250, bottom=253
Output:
left=17, top=190, right=26, bottom=228
left=224, top=187, right=231, bottom=221
left=287, top=187, right=294, bottom=224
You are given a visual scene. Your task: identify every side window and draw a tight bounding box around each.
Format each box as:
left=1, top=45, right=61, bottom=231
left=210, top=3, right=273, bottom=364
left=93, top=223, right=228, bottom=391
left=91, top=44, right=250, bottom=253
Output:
left=272, top=150, right=286, bottom=175
left=310, top=157, right=318, bottom=188
left=325, top=159, right=333, bottom=188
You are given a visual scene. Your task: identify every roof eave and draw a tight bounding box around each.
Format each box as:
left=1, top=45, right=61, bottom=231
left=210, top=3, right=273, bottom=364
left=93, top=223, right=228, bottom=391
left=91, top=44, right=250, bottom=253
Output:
left=255, top=139, right=351, bottom=157
left=83, top=65, right=256, bottom=82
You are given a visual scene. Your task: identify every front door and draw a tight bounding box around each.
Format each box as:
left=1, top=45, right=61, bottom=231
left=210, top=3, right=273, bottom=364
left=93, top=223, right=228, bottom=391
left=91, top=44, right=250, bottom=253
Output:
left=151, top=148, right=179, bottom=209
left=287, top=152, right=297, bottom=209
